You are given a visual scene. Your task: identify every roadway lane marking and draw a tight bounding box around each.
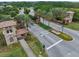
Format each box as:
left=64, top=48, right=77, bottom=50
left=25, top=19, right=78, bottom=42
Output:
left=46, top=40, right=63, bottom=50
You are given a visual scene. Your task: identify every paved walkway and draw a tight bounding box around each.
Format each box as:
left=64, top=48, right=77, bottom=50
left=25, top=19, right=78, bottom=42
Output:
left=19, top=39, right=36, bottom=57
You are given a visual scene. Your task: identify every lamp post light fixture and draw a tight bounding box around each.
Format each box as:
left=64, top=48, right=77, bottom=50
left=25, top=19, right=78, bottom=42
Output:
left=61, top=20, right=65, bottom=32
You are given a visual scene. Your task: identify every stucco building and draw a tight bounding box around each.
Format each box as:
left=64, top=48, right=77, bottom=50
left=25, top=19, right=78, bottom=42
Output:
left=0, top=20, right=28, bottom=45
left=64, top=11, right=74, bottom=24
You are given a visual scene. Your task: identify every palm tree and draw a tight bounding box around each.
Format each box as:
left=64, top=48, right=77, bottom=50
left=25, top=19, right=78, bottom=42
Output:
left=15, top=14, right=30, bottom=30
left=51, top=8, right=66, bottom=21
left=35, top=9, right=42, bottom=23
left=41, top=10, right=47, bottom=23
left=35, top=9, right=42, bottom=17
left=45, top=11, right=53, bottom=26
left=23, top=14, right=31, bottom=30
left=51, top=8, right=66, bottom=32
left=24, top=8, right=30, bottom=14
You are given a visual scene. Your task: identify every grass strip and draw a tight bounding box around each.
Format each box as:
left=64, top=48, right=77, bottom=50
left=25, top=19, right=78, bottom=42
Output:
left=25, top=33, right=48, bottom=57
left=38, top=23, right=73, bottom=41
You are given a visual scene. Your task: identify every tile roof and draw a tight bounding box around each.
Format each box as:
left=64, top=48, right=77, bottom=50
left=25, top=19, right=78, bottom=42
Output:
left=66, top=11, right=74, bottom=14
left=0, top=20, right=16, bottom=28
left=16, top=29, right=28, bottom=35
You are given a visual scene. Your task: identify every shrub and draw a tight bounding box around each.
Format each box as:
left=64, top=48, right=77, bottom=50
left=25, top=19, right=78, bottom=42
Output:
left=0, top=30, right=6, bottom=47
left=58, top=32, right=73, bottom=41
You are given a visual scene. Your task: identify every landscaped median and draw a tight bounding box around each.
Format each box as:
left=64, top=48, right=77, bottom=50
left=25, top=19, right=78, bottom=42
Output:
left=38, top=23, right=73, bottom=41
left=25, top=33, right=48, bottom=57
left=58, top=32, right=72, bottom=41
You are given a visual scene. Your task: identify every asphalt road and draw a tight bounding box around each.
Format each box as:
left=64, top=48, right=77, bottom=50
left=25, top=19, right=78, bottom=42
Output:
left=40, top=19, right=79, bottom=56
left=28, top=23, right=79, bottom=57
left=40, top=18, right=79, bottom=39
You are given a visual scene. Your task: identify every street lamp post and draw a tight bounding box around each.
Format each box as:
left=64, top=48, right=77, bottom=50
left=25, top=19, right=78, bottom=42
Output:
left=42, top=44, right=45, bottom=53
left=61, top=20, right=65, bottom=32
left=62, top=24, right=64, bottom=32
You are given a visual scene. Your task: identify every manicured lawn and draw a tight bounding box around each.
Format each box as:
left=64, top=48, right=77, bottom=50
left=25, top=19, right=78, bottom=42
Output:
left=38, top=23, right=73, bottom=41
left=38, top=23, right=52, bottom=30
left=0, top=43, right=27, bottom=57
left=26, top=33, right=48, bottom=57
left=38, top=23, right=51, bottom=30
left=65, top=22, right=79, bottom=31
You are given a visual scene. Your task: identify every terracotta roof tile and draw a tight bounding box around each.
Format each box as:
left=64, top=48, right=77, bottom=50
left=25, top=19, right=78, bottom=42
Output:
left=16, top=29, right=28, bottom=35
left=66, top=11, right=74, bottom=13
left=0, top=20, right=16, bottom=28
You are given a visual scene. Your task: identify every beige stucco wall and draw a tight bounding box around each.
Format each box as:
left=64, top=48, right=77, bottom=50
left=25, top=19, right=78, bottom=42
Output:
left=66, top=11, right=74, bottom=23
left=2, top=26, right=17, bottom=45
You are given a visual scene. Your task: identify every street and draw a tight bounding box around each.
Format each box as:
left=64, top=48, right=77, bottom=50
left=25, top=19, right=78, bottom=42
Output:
left=28, top=23, right=79, bottom=57
left=40, top=19, right=79, bottom=54
left=40, top=18, right=79, bottom=39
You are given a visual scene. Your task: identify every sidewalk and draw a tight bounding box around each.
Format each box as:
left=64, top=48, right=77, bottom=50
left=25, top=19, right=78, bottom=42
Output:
left=19, top=39, right=36, bottom=57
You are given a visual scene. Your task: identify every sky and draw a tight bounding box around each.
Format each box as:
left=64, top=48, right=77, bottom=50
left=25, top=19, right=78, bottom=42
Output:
left=0, top=0, right=79, bottom=2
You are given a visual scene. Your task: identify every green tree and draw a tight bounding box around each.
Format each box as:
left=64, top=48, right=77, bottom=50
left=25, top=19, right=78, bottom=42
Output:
left=41, top=10, right=47, bottom=23
left=35, top=9, right=42, bottom=23
left=9, top=11, right=17, bottom=17
left=51, top=8, right=66, bottom=21
left=0, top=31, right=6, bottom=47
left=0, top=14, right=12, bottom=21
left=24, top=8, right=30, bottom=14
left=0, top=5, right=19, bottom=17
left=35, top=9, right=47, bottom=23
left=72, top=9, right=79, bottom=21
left=45, top=11, right=53, bottom=26
left=15, top=14, right=30, bottom=30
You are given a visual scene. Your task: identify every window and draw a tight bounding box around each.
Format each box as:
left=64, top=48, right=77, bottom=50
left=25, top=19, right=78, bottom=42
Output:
left=6, top=28, right=13, bottom=33
left=10, top=29, right=12, bottom=33
left=7, top=30, right=9, bottom=33
left=21, top=34, right=24, bottom=36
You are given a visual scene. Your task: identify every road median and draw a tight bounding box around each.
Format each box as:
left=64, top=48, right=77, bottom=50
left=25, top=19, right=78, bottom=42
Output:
left=38, top=23, right=73, bottom=41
